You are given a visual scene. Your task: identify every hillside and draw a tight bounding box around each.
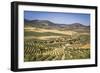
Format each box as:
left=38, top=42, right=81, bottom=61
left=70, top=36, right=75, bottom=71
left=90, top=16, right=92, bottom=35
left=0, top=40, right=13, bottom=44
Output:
left=24, top=19, right=90, bottom=31
left=24, top=19, right=90, bottom=62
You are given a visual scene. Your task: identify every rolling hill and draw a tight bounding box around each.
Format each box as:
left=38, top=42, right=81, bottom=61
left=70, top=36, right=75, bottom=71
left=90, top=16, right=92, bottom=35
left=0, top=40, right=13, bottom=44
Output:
left=24, top=19, right=90, bottom=30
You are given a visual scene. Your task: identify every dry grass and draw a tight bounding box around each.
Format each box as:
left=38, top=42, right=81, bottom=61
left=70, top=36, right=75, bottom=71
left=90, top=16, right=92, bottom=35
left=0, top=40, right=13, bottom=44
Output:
left=25, top=27, right=77, bottom=35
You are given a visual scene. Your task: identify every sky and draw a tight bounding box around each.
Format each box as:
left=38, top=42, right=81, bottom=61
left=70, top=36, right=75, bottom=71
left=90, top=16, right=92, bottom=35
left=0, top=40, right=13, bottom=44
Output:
left=24, top=11, right=90, bottom=26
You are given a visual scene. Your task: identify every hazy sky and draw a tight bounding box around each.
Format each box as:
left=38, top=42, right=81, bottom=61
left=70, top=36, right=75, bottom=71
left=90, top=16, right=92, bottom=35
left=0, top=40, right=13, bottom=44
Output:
left=24, top=11, right=90, bottom=26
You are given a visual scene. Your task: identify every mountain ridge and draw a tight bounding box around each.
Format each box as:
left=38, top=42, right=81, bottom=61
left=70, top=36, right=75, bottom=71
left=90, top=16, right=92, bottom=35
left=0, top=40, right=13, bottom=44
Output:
left=24, top=19, right=90, bottom=29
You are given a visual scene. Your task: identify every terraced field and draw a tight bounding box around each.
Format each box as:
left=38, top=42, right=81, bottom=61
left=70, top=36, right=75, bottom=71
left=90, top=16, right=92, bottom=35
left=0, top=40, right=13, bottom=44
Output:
left=24, top=27, right=90, bottom=62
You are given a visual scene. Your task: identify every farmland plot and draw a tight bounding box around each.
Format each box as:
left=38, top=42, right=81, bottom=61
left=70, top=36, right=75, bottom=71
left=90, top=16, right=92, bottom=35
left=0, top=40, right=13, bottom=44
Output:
left=24, top=27, right=90, bottom=62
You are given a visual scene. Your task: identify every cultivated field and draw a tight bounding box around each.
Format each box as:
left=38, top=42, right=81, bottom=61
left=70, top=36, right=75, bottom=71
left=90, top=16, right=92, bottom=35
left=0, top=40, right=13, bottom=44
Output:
left=24, top=26, right=90, bottom=62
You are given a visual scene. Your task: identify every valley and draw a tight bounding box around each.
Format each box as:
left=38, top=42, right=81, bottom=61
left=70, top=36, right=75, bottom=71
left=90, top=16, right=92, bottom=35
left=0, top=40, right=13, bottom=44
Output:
left=24, top=20, right=90, bottom=62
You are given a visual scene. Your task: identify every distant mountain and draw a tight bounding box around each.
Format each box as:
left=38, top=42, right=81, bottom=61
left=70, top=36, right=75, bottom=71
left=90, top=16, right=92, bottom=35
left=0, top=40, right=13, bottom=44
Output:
left=24, top=19, right=56, bottom=26
left=65, top=23, right=90, bottom=29
left=24, top=19, right=89, bottom=29
left=70, top=23, right=85, bottom=27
